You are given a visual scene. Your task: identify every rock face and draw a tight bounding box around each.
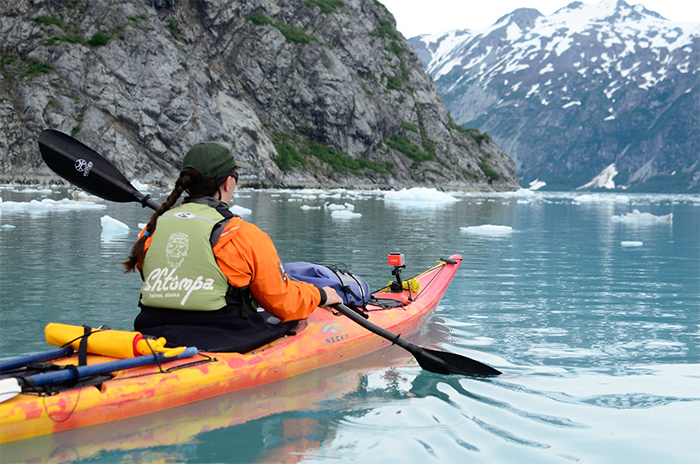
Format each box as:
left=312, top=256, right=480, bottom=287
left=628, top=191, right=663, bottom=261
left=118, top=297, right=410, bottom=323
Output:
left=411, top=0, right=699, bottom=192
left=0, top=0, right=517, bottom=191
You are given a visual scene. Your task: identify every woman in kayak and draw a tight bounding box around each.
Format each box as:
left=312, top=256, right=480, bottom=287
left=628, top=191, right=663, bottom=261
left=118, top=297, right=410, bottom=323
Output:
left=123, top=141, right=342, bottom=352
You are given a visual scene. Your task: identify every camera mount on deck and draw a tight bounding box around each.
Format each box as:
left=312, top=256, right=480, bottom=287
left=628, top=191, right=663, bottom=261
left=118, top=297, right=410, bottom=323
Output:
left=388, top=253, right=405, bottom=293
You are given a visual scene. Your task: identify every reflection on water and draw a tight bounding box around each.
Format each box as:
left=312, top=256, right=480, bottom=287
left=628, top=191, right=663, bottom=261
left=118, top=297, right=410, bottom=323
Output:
left=1, top=187, right=698, bottom=463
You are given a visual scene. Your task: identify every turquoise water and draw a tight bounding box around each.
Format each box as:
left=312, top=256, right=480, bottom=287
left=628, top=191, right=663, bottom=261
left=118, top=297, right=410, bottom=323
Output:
left=0, top=186, right=698, bottom=463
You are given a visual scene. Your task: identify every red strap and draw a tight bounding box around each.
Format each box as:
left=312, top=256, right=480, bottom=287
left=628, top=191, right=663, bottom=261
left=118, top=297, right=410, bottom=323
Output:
left=132, top=334, right=145, bottom=357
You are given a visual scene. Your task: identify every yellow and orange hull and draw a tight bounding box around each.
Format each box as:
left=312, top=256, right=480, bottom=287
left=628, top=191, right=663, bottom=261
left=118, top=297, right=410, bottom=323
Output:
left=0, top=255, right=461, bottom=444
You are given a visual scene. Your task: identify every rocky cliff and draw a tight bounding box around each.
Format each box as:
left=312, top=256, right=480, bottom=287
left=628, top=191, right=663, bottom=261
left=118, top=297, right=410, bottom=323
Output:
left=411, top=0, right=699, bottom=192
left=0, top=0, right=518, bottom=191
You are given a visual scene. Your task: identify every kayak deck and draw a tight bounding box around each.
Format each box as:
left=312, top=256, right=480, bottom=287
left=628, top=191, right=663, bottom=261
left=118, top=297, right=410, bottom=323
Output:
left=0, top=255, right=461, bottom=443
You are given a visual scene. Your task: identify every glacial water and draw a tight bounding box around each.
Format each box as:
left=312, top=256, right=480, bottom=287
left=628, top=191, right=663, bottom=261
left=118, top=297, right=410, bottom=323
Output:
left=0, top=185, right=698, bottom=463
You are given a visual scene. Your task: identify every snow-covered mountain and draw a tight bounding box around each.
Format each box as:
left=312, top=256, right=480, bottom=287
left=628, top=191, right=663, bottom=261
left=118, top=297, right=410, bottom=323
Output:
left=410, top=0, right=699, bottom=192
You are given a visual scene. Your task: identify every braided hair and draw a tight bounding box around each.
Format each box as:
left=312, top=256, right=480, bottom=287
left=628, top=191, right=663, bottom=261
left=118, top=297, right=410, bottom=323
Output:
left=122, top=167, right=236, bottom=273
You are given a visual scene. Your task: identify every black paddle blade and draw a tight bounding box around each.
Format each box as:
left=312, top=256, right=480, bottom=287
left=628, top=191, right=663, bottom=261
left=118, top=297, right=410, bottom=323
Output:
left=411, top=346, right=502, bottom=377
left=38, top=129, right=149, bottom=205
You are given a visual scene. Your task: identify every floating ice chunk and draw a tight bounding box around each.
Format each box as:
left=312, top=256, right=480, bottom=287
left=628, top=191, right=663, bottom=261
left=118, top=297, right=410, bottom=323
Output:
left=621, top=241, right=643, bottom=247
left=300, top=205, right=322, bottom=210
left=138, top=223, right=147, bottom=229
left=611, top=209, right=672, bottom=224
left=230, top=205, right=252, bottom=215
left=0, top=198, right=106, bottom=212
left=100, top=215, right=130, bottom=235
left=1, top=224, right=16, bottom=229
left=319, top=192, right=343, bottom=199
left=574, top=194, right=629, bottom=204
left=12, top=187, right=54, bottom=194
left=324, top=202, right=354, bottom=211
left=461, top=225, right=513, bottom=235
left=331, top=210, right=362, bottom=219
left=384, top=188, right=459, bottom=205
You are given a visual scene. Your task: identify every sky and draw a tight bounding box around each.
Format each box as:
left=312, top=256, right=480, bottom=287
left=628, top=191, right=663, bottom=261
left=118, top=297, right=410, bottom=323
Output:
left=379, top=0, right=700, bottom=37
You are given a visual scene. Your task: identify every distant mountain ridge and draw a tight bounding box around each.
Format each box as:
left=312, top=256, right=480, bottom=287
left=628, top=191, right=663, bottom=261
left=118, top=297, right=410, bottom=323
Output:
left=410, top=0, right=699, bottom=192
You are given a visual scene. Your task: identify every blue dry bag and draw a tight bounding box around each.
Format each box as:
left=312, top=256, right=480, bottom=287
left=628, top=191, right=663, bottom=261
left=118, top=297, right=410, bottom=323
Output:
left=284, top=263, right=371, bottom=308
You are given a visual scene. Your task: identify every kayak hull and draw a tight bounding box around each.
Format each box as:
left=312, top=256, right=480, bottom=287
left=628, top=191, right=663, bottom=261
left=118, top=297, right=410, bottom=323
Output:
left=0, top=255, right=461, bottom=443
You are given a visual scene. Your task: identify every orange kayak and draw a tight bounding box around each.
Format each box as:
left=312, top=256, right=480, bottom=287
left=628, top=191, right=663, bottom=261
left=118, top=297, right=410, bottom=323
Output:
left=0, top=255, right=461, bottom=444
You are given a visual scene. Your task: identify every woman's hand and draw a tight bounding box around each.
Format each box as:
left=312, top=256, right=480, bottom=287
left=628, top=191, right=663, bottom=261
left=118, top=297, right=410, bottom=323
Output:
left=320, top=287, right=343, bottom=308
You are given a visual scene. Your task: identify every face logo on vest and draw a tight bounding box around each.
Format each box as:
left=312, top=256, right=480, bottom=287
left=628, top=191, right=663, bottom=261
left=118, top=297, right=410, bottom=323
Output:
left=174, top=212, right=196, bottom=220
left=166, top=232, right=189, bottom=268
left=74, top=158, right=93, bottom=177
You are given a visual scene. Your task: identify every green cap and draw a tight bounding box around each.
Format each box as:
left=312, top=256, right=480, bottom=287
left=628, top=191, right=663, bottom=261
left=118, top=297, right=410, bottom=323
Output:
left=182, top=141, right=252, bottom=180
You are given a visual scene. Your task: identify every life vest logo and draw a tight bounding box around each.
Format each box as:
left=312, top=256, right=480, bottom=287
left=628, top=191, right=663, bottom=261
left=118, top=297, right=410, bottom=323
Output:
left=174, top=212, right=196, bottom=220
left=278, top=261, right=287, bottom=282
left=165, top=232, right=189, bottom=268
left=322, top=323, right=348, bottom=344
left=75, top=159, right=93, bottom=177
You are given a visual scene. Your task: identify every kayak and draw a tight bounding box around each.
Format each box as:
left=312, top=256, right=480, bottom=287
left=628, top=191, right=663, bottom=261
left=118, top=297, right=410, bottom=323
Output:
left=0, top=254, right=462, bottom=443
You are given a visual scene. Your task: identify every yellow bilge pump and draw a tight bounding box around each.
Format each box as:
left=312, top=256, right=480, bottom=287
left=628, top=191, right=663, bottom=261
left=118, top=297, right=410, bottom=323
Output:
left=45, top=323, right=184, bottom=358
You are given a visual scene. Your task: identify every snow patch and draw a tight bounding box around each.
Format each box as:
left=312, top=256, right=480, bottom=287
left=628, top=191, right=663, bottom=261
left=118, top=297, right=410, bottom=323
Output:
left=529, top=179, right=546, bottom=190
left=577, top=164, right=618, bottom=190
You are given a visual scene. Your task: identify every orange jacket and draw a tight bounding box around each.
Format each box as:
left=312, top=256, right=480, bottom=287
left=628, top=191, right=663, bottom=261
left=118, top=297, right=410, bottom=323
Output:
left=140, top=216, right=321, bottom=322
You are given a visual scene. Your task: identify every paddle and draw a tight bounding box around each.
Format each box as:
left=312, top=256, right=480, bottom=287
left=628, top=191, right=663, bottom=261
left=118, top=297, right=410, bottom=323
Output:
left=0, top=346, right=74, bottom=373
left=0, top=347, right=198, bottom=403
left=332, top=303, right=500, bottom=376
left=38, top=129, right=160, bottom=209
left=38, top=129, right=501, bottom=377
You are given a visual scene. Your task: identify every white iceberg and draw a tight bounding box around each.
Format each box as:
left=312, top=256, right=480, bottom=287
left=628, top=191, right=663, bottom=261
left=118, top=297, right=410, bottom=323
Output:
left=461, top=225, right=513, bottom=235
left=621, top=241, right=644, bottom=247
left=230, top=205, right=252, bottom=215
left=300, top=205, right=322, bottom=210
left=0, top=198, right=106, bottom=212
left=611, top=210, right=673, bottom=224
left=331, top=210, right=362, bottom=219
left=100, top=215, right=130, bottom=235
left=384, top=188, right=459, bottom=205
left=324, top=202, right=355, bottom=211
left=574, top=194, right=630, bottom=204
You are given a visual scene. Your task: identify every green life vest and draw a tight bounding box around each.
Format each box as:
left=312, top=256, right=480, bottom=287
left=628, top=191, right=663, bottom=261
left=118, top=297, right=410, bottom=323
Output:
left=140, top=202, right=230, bottom=311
